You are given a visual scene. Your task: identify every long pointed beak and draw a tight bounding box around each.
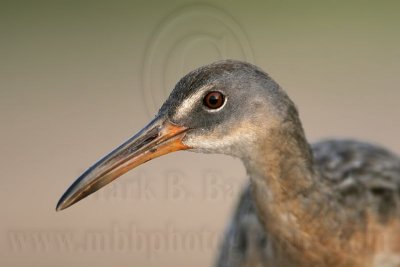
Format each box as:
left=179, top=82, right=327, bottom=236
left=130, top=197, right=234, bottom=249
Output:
left=56, top=117, right=189, bottom=211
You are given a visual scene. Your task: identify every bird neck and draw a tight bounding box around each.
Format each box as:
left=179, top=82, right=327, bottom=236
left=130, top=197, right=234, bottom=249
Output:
left=243, top=119, right=330, bottom=240
left=243, top=122, right=365, bottom=266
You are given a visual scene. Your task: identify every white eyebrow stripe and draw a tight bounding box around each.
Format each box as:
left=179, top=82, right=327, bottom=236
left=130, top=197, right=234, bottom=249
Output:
left=173, top=84, right=214, bottom=120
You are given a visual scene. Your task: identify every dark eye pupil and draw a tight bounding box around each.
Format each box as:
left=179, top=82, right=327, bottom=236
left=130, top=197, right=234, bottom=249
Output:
left=209, top=95, right=218, bottom=105
left=203, top=91, right=225, bottom=109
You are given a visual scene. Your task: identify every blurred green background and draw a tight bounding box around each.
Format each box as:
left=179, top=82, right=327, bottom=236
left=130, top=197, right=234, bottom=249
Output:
left=1, top=1, right=399, bottom=266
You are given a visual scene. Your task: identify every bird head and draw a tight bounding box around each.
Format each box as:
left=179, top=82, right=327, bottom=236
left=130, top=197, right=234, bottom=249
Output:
left=56, top=60, right=295, bottom=211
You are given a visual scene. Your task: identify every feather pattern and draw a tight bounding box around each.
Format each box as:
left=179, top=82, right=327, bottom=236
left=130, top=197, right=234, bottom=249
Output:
left=216, top=139, right=400, bottom=267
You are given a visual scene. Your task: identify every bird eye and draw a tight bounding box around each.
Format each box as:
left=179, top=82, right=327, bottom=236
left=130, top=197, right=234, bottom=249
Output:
left=203, top=91, right=225, bottom=109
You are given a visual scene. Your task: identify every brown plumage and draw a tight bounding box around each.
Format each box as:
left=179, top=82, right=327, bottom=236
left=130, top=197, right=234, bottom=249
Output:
left=217, top=140, right=400, bottom=267
left=57, top=60, right=400, bottom=267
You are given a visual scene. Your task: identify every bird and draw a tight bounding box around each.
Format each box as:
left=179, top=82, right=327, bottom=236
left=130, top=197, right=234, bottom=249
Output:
left=57, top=60, right=400, bottom=267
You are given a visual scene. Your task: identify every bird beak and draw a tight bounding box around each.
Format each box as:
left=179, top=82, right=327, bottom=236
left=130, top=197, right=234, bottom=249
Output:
left=56, top=117, right=189, bottom=211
